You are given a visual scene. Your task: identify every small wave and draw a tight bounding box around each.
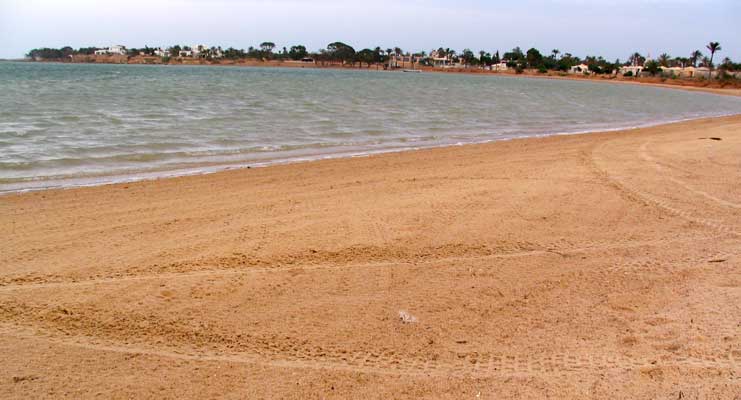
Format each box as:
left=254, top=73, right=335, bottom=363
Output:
left=2, top=62, right=741, bottom=193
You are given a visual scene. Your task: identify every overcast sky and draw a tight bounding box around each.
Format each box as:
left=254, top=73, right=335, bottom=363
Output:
left=1, top=0, right=739, bottom=60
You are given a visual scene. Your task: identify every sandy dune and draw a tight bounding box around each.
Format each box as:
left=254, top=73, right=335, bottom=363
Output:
left=1, top=116, right=740, bottom=398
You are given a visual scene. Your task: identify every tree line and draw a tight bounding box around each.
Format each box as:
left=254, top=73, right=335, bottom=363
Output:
left=26, top=41, right=740, bottom=73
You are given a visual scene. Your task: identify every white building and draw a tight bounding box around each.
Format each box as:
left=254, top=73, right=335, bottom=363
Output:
left=619, top=65, right=643, bottom=76
left=491, top=60, right=509, bottom=71
left=620, top=65, right=719, bottom=79
left=429, top=50, right=453, bottom=68
left=180, top=45, right=222, bottom=58
left=95, top=45, right=127, bottom=56
left=154, top=48, right=170, bottom=57
left=569, top=64, right=591, bottom=74
left=389, top=54, right=420, bottom=69
left=192, top=45, right=207, bottom=57
left=209, top=46, right=224, bottom=58
left=431, top=56, right=452, bottom=68
left=682, top=67, right=713, bottom=79
left=177, top=45, right=203, bottom=58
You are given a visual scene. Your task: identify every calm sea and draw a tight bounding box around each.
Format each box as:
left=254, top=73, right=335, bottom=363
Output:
left=2, top=62, right=740, bottom=192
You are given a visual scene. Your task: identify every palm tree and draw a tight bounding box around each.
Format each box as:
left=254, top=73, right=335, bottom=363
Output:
left=658, top=53, right=670, bottom=67
left=720, top=57, right=732, bottom=70
left=551, top=49, right=560, bottom=60
left=689, top=50, right=703, bottom=67
left=706, top=42, right=721, bottom=69
left=674, top=57, right=689, bottom=68
left=393, top=47, right=403, bottom=68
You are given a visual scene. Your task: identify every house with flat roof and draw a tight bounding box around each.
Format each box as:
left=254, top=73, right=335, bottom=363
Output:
left=95, top=45, right=127, bottom=56
left=681, top=66, right=714, bottom=79
left=185, top=45, right=223, bottom=59
left=569, top=64, right=590, bottom=74
left=619, top=65, right=643, bottom=76
left=154, top=48, right=170, bottom=57
left=491, top=60, right=509, bottom=71
left=429, top=50, right=453, bottom=68
left=389, top=54, right=421, bottom=69
left=431, top=56, right=452, bottom=68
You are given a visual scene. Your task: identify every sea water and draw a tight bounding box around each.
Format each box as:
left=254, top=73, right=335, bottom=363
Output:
left=2, top=61, right=741, bottom=192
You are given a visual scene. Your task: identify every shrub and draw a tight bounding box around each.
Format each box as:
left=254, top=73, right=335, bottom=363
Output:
left=718, top=70, right=732, bottom=80
left=643, top=60, right=661, bottom=76
left=623, top=71, right=633, bottom=77
left=538, top=66, right=548, bottom=74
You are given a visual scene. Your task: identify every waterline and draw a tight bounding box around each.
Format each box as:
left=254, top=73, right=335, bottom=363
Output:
left=2, top=62, right=741, bottom=193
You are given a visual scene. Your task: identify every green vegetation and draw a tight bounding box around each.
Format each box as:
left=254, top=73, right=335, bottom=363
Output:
left=355, top=49, right=376, bottom=67
left=223, top=47, right=246, bottom=59
left=288, top=45, right=308, bottom=60
left=325, top=42, right=356, bottom=64
left=24, top=41, right=738, bottom=82
left=643, top=60, right=661, bottom=76
left=27, top=47, right=76, bottom=59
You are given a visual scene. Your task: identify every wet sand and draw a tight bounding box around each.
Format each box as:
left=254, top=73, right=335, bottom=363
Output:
left=1, top=115, right=740, bottom=398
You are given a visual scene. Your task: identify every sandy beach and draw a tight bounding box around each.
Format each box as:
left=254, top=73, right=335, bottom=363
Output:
left=1, top=115, right=740, bottom=398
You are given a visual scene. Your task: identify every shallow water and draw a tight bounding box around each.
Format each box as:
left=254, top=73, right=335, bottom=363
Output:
left=2, top=61, right=740, bottom=192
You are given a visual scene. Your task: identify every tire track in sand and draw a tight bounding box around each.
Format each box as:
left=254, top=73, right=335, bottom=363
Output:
left=0, top=237, right=737, bottom=378
left=0, top=233, right=731, bottom=292
left=639, top=142, right=741, bottom=209
left=0, top=322, right=737, bottom=378
left=588, top=141, right=740, bottom=237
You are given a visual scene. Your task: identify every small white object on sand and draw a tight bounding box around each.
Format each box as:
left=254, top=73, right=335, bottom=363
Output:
left=398, top=310, right=418, bottom=324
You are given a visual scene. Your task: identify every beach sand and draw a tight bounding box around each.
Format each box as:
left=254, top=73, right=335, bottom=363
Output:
left=1, top=115, right=740, bottom=398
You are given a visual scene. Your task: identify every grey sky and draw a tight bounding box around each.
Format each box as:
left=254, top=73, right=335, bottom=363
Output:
left=1, top=0, right=739, bottom=60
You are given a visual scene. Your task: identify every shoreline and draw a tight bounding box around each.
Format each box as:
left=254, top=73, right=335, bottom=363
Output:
left=11, top=59, right=741, bottom=97
left=485, top=70, right=741, bottom=97
left=3, top=62, right=741, bottom=195
left=434, top=68, right=741, bottom=97
left=3, top=110, right=740, bottom=196
left=2, top=113, right=740, bottom=397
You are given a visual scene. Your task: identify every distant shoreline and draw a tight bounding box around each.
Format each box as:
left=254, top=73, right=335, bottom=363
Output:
left=3, top=58, right=739, bottom=194
left=16, top=57, right=741, bottom=96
